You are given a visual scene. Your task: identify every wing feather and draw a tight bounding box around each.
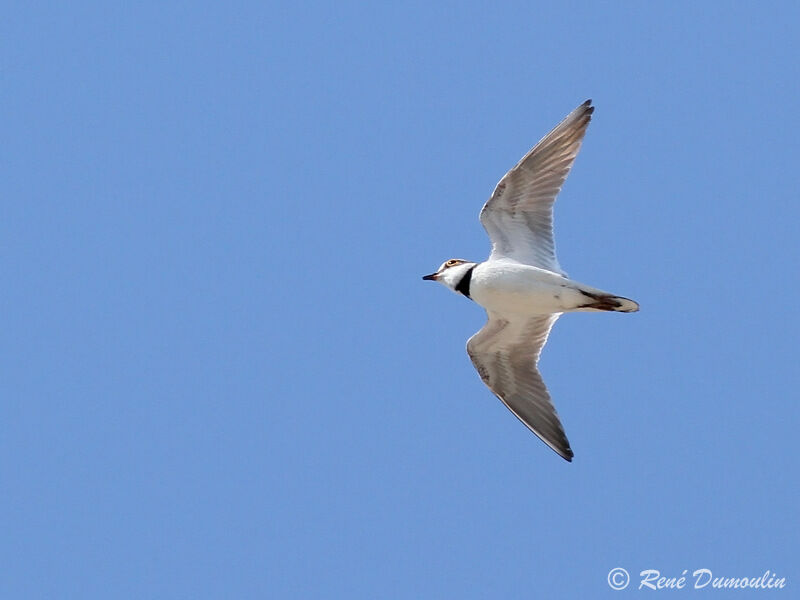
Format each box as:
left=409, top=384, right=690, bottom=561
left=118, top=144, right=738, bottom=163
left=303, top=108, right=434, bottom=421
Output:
left=466, top=311, right=573, bottom=461
left=480, top=100, right=594, bottom=273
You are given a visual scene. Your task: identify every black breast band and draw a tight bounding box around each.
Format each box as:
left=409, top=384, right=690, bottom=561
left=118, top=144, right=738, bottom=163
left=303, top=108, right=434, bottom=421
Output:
left=455, top=265, right=476, bottom=299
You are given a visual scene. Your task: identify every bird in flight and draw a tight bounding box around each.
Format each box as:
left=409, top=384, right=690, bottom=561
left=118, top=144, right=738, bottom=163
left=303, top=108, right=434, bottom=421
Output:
left=422, top=100, right=638, bottom=462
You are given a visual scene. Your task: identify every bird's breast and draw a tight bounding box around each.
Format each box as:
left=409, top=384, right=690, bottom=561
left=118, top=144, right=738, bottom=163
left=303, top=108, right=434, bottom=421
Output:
left=470, top=262, right=570, bottom=315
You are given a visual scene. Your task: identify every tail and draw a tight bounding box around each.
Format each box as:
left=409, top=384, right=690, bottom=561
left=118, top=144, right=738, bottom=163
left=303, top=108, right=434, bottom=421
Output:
left=578, top=290, right=639, bottom=313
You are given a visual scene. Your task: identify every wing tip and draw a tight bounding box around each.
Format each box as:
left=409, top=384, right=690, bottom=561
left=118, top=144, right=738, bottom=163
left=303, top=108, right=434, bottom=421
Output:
left=549, top=439, right=574, bottom=462
left=560, top=100, right=593, bottom=131
left=529, top=421, right=575, bottom=463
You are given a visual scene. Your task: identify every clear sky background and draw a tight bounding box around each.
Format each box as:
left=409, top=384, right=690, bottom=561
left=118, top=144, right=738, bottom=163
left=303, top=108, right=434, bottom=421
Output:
left=2, top=2, right=799, bottom=598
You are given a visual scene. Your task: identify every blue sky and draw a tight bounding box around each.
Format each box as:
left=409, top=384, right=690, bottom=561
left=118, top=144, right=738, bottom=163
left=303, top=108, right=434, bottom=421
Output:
left=2, top=2, right=798, bottom=598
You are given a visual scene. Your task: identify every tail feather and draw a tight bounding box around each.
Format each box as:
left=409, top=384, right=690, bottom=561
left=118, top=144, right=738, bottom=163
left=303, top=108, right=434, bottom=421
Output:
left=578, top=290, right=639, bottom=313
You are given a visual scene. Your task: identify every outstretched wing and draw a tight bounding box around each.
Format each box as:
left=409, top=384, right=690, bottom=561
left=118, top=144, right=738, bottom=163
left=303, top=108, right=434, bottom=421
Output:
left=480, top=100, right=594, bottom=274
left=466, top=311, right=572, bottom=461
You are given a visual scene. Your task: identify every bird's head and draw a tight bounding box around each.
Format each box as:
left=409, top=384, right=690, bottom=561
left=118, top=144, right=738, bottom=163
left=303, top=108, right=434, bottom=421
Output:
left=422, top=258, right=476, bottom=292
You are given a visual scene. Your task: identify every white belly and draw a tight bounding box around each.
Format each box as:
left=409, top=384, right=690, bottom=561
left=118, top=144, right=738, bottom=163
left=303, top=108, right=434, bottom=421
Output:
left=470, top=261, right=577, bottom=315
